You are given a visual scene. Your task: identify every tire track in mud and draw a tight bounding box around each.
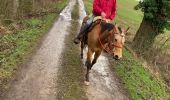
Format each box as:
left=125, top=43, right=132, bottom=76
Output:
left=79, top=0, right=129, bottom=100
left=3, top=0, right=76, bottom=100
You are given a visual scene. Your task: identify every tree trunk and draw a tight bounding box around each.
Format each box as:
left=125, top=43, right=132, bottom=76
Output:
left=133, top=18, right=158, bottom=54
left=13, top=0, right=19, bottom=18
left=18, top=0, right=33, bottom=17
left=0, top=0, right=13, bottom=19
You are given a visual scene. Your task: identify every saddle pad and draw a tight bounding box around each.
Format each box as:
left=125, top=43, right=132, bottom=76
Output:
left=93, top=16, right=102, bottom=22
left=93, top=16, right=112, bottom=23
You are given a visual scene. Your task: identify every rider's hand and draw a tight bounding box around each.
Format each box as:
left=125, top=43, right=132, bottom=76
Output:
left=101, top=12, right=106, bottom=18
left=106, top=19, right=111, bottom=23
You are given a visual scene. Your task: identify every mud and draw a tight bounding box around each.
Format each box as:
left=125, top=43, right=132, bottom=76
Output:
left=82, top=50, right=128, bottom=100
left=3, top=0, right=76, bottom=100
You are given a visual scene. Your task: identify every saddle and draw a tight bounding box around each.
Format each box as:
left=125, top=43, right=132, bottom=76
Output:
left=84, top=16, right=114, bottom=35
left=81, top=19, right=102, bottom=45
left=82, top=17, right=115, bottom=52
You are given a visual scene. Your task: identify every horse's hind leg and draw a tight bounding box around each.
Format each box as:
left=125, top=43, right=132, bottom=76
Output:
left=91, top=49, right=102, bottom=68
left=85, top=49, right=93, bottom=85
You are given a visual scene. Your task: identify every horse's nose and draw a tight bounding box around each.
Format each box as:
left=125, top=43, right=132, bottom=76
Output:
left=114, top=55, right=119, bottom=60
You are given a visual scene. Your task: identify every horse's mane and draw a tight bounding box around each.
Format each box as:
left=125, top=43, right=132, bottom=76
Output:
left=100, top=22, right=114, bottom=33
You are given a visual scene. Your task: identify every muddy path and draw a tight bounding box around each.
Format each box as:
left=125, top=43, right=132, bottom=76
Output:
left=82, top=52, right=128, bottom=100
left=3, top=0, right=128, bottom=100
left=3, top=0, right=76, bottom=100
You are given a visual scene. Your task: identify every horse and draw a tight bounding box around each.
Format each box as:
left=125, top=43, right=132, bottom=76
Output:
left=80, top=16, right=129, bottom=85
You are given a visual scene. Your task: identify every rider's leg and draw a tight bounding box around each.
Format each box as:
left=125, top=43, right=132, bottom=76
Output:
left=74, top=15, right=94, bottom=44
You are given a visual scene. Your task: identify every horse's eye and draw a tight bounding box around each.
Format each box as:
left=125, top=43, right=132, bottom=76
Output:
left=115, top=39, right=117, bottom=42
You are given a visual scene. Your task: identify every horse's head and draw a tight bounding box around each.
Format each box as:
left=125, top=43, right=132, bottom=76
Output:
left=112, top=24, right=129, bottom=60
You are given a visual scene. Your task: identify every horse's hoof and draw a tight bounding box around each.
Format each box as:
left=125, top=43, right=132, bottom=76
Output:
left=84, top=81, right=90, bottom=86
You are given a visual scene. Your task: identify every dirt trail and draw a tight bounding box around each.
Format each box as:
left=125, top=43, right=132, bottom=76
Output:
left=83, top=52, right=128, bottom=100
left=3, top=0, right=76, bottom=100
left=79, top=0, right=128, bottom=100
left=3, top=0, right=128, bottom=100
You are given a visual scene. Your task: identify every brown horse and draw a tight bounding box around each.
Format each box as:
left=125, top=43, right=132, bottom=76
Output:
left=80, top=17, right=129, bottom=85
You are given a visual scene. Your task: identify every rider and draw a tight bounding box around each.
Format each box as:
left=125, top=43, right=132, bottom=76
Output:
left=74, top=0, right=117, bottom=44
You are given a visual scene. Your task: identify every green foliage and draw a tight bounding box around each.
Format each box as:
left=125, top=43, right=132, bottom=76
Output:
left=0, top=0, right=69, bottom=92
left=23, top=19, right=43, bottom=28
left=0, top=14, right=56, bottom=84
left=135, top=0, right=170, bottom=33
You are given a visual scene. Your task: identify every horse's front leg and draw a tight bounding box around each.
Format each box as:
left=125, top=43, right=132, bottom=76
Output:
left=85, top=49, right=93, bottom=85
left=91, top=49, right=102, bottom=67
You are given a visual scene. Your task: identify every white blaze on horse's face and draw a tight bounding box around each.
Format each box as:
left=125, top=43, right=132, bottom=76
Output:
left=113, top=26, right=129, bottom=60
left=113, top=33, right=125, bottom=59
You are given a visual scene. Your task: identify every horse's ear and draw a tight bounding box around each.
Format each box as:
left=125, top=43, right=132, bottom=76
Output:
left=125, top=27, right=131, bottom=35
left=115, top=23, right=119, bottom=28
left=118, top=27, right=122, bottom=33
left=126, top=27, right=130, bottom=32
left=115, top=23, right=119, bottom=33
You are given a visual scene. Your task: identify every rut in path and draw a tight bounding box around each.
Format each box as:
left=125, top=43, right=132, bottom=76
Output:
left=78, top=0, right=128, bottom=99
left=3, top=0, right=76, bottom=100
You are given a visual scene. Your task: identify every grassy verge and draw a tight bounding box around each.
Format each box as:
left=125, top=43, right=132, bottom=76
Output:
left=56, top=2, right=87, bottom=100
left=0, top=0, right=68, bottom=94
left=110, top=49, right=170, bottom=100
left=84, top=0, right=170, bottom=99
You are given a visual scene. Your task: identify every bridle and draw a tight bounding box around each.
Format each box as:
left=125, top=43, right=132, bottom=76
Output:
left=98, top=20, right=124, bottom=54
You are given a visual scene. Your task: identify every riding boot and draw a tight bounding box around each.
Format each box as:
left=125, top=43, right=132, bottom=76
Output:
left=74, top=15, right=94, bottom=44
left=74, top=23, right=90, bottom=44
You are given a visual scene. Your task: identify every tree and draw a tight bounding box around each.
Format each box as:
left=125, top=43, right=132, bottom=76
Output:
left=133, top=0, right=170, bottom=54
left=0, top=0, right=13, bottom=19
left=13, top=0, right=19, bottom=18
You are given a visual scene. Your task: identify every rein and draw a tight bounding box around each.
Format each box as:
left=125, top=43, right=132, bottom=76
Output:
left=98, top=20, right=122, bottom=54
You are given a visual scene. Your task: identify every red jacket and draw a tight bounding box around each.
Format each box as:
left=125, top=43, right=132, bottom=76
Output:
left=93, top=0, right=116, bottom=20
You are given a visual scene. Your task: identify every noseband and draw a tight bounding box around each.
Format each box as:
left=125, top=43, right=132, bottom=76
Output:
left=98, top=21, right=124, bottom=54
left=112, top=33, right=124, bottom=49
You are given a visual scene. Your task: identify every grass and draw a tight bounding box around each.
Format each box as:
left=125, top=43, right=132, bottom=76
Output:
left=0, top=0, right=68, bottom=94
left=56, top=2, right=87, bottom=100
left=110, top=49, right=170, bottom=100
left=115, top=0, right=143, bottom=33
left=84, top=0, right=170, bottom=99
left=165, top=29, right=170, bottom=35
